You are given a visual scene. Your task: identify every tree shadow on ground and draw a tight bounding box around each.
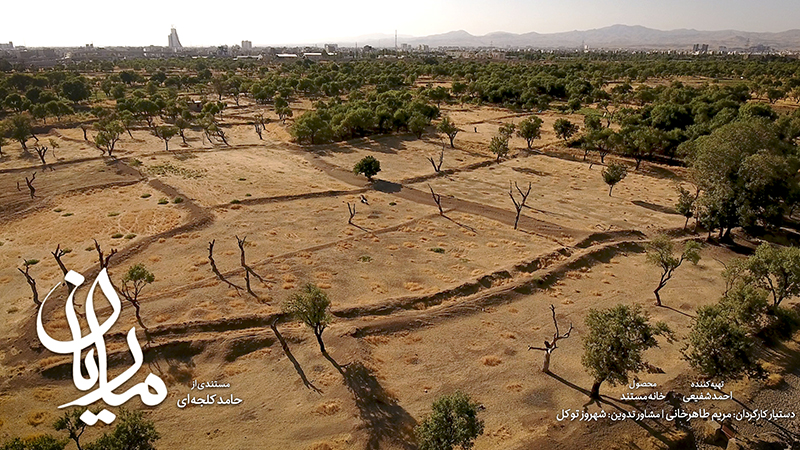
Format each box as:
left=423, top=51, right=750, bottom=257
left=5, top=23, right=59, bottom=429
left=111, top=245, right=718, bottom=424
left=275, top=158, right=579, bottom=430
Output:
left=545, top=371, right=676, bottom=447
left=270, top=321, right=323, bottom=393
left=372, top=180, right=403, bottom=193
left=631, top=200, right=680, bottom=216
left=324, top=353, right=417, bottom=450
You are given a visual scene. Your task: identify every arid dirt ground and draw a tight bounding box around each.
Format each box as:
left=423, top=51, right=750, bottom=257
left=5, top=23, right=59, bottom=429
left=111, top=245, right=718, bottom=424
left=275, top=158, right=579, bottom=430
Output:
left=0, top=101, right=798, bottom=450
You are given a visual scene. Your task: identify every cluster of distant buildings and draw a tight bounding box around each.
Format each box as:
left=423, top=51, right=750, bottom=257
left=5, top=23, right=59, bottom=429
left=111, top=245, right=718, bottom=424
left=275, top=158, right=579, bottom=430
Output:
left=0, top=27, right=794, bottom=69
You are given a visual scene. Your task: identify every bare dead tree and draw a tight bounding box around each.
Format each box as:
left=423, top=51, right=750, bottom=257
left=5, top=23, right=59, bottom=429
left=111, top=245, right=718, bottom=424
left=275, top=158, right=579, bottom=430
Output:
left=253, top=114, right=267, bottom=141
left=427, top=147, right=444, bottom=173
left=25, top=172, right=36, bottom=199
left=34, top=145, right=52, bottom=170
left=93, top=239, right=117, bottom=269
left=236, top=235, right=268, bottom=297
left=48, top=139, right=59, bottom=159
left=528, top=304, right=573, bottom=373
left=509, top=181, right=532, bottom=230
left=429, top=184, right=444, bottom=215
left=51, top=244, right=75, bottom=290
left=207, top=240, right=242, bottom=292
left=80, top=124, right=89, bottom=141
left=347, top=202, right=357, bottom=225
left=216, top=128, right=230, bottom=146
left=18, top=261, right=40, bottom=306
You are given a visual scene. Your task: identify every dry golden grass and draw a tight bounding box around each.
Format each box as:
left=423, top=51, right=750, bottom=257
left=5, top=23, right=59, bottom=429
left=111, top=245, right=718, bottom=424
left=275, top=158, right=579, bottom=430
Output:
left=482, top=355, right=502, bottom=366
left=26, top=411, right=48, bottom=427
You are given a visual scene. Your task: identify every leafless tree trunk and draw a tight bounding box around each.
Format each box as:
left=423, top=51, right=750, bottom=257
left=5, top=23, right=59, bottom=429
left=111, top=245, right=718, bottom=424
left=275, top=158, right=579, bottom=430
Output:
left=236, top=235, right=267, bottom=297
left=81, top=125, right=89, bottom=141
left=120, top=281, right=148, bottom=333
left=427, top=147, right=444, bottom=173
left=207, top=240, right=242, bottom=292
left=51, top=244, right=75, bottom=290
left=253, top=123, right=263, bottom=140
left=18, top=263, right=39, bottom=306
left=217, top=129, right=230, bottom=146
left=347, top=202, right=357, bottom=225
left=509, top=181, right=532, bottom=230
left=429, top=184, right=444, bottom=215
left=25, top=172, right=36, bottom=199
left=93, top=239, right=117, bottom=269
left=34, top=145, right=52, bottom=170
left=528, top=304, right=573, bottom=373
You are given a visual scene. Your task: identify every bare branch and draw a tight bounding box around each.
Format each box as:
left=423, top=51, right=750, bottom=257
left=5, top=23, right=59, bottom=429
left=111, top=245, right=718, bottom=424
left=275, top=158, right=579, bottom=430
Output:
left=25, top=172, right=36, bottom=199
left=429, top=184, right=444, bottom=215
left=509, top=181, right=532, bottom=230
left=528, top=304, right=573, bottom=372
left=207, top=240, right=243, bottom=292
left=427, top=147, right=444, bottom=173
left=18, top=263, right=39, bottom=306
left=93, top=239, right=117, bottom=269
left=236, top=235, right=268, bottom=298
left=347, top=202, right=357, bottom=225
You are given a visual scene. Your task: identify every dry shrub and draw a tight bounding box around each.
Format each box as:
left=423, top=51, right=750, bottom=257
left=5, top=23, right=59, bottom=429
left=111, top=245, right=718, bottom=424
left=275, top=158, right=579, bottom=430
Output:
left=765, top=373, right=785, bottom=388
left=313, top=401, right=341, bottom=416
left=482, top=355, right=502, bottom=366
left=404, top=282, right=424, bottom=291
left=363, top=336, right=389, bottom=345
left=26, top=411, right=48, bottom=427
left=505, top=383, right=523, bottom=392
left=306, top=443, right=334, bottom=450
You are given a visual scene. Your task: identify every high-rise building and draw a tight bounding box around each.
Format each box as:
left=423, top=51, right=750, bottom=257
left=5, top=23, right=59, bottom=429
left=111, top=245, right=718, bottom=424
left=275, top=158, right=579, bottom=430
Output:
left=168, top=27, right=182, bottom=50
left=242, top=40, right=252, bottom=50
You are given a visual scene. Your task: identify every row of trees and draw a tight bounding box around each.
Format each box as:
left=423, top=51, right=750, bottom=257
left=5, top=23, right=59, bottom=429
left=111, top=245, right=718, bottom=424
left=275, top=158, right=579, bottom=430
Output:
left=1, top=409, right=158, bottom=450
left=291, top=89, right=440, bottom=144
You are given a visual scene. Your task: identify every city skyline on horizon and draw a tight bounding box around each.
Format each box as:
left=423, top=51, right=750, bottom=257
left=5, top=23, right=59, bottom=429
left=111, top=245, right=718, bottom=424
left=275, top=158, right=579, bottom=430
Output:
left=2, top=0, right=800, bottom=48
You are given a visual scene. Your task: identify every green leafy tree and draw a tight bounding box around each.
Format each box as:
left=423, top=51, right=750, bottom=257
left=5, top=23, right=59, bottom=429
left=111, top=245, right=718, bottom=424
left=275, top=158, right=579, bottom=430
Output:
left=414, top=391, right=484, bottom=450
left=53, top=409, right=89, bottom=450
left=437, top=116, right=459, bottom=148
left=645, top=235, right=702, bottom=306
left=726, top=243, right=800, bottom=308
left=689, top=120, right=798, bottom=238
left=683, top=304, right=754, bottom=379
left=582, top=304, right=671, bottom=399
left=719, top=283, right=769, bottom=333
left=516, top=116, right=543, bottom=149
left=553, top=118, right=578, bottom=143
left=409, top=113, right=428, bottom=138
left=488, top=134, right=509, bottom=161
left=584, top=127, right=616, bottom=164
left=94, top=120, right=124, bottom=156
left=498, top=122, right=515, bottom=139
left=60, top=77, right=92, bottom=103
left=601, top=162, right=627, bottom=196
left=154, top=125, right=178, bottom=151
left=353, top=155, right=381, bottom=181
left=583, top=114, right=603, bottom=133
left=283, top=283, right=332, bottom=354
left=675, top=185, right=697, bottom=230
left=7, top=113, right=33, bottom=150
left=120, top=263, right=155, bottom=331
left=1, top=436, right=67, bottom=450
left=291, top=111, right=332, bottom=145
left=85, top=409, right=159, bottom=450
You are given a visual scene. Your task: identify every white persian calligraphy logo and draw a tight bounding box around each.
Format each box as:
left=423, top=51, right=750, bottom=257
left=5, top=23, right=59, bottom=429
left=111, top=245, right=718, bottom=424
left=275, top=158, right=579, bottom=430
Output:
left=36, top=269, right=167, bottom=426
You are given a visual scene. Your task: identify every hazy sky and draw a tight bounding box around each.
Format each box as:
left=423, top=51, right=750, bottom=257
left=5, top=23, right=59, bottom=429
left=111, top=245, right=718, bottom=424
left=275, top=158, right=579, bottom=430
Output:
left=3, top=0, right=799, bottom=47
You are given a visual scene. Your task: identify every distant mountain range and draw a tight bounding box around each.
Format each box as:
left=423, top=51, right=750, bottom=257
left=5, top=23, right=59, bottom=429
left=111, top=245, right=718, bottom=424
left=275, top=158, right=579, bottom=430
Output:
left=343, top=25, right=800, bottom=50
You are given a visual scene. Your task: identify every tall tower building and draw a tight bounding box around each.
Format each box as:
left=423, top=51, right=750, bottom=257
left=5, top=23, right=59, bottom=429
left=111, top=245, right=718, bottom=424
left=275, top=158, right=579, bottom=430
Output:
left=168, top=27, right=182, bottom=50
